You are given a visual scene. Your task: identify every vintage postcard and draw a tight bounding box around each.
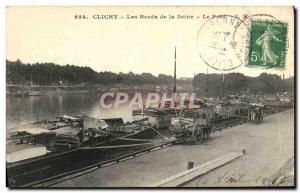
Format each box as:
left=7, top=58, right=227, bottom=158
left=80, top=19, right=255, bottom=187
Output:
left=6, top=6, right=294, bottom=188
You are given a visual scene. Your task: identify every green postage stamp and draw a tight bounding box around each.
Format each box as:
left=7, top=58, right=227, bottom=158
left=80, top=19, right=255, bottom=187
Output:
left=248, top=20, right=288, bottom=68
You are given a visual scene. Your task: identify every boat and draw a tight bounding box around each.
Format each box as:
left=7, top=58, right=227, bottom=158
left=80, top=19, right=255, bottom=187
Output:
left=7, top=115, right=159, bottom=159
left=6, top=114, right=166, bottom=186
left=28, top=91, right=44, bottom=96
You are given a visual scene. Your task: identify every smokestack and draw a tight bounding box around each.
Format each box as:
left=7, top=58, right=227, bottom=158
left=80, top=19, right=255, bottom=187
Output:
left=173, top=46, right=177, bottom=93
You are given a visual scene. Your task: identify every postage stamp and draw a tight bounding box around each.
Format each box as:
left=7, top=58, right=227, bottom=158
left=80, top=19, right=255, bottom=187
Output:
left=247, top=20, right=288, bottom=68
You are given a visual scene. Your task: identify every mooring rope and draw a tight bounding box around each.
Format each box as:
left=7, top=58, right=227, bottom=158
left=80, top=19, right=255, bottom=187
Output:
left=149, top=126, right=169, bottom=141
left=79, top=141, right=163, bottom=150
left=118, top=137, right=166, bottom=143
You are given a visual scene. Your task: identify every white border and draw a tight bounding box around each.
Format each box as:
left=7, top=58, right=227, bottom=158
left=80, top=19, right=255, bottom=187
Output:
left=1, top=1, right=298, bottom=193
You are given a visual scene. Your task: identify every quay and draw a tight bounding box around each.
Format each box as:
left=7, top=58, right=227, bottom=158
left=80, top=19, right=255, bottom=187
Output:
left=51, top=109, right=294, bottom=187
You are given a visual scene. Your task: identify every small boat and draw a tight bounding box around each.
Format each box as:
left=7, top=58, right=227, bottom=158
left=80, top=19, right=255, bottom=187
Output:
left=28, top=91, right=44, bottom=96
left=7, top=115, right=160, bottom=163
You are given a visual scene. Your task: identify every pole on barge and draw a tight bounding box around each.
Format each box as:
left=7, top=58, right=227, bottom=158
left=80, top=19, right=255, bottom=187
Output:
left=222, top=73, right=225, bottom=99
left=173, top=46, right=177, bottom=109
left=173, top=46, right=176, bottom=93
left=193, top=72, right=195, bottom=93
left=207, top=68, right=209, bottom=100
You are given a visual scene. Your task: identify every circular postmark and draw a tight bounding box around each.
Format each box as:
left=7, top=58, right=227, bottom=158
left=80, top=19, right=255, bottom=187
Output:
left=233, top=14, right=288, bottom=69
left=196, top=15, right=248, bottom=71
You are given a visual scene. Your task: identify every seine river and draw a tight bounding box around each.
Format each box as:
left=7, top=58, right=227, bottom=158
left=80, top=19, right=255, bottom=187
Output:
left=6, top=93, right=135, bottom=129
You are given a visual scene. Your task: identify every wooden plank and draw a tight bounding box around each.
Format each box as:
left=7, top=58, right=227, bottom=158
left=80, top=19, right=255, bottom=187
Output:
left=150, top=151, right=244, bottom=187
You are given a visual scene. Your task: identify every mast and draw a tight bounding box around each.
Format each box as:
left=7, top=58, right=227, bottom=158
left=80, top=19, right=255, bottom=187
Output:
left=173, top=46, right=177, bottom=93
left=222, top=73, right=225, bottom=98
left=206, top=68, right=209, bottom=99
left=283, top=72, right=285, bottom=92
left=193, top=72, right=195, bottom=93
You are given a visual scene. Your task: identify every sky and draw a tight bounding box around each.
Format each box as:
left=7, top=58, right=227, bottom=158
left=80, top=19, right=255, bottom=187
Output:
left=6, top=6, right=294, bottom=78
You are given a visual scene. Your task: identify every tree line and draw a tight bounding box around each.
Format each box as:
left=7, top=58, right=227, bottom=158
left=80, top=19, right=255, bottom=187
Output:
left=6, top=60, right=175, bottom=86
left=194, top=72, right=293, bottom=96
left=6, top=60, right=294, bottom=95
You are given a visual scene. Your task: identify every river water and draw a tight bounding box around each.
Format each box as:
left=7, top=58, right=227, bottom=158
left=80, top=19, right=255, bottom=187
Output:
left=6, top=93, right=135, bottom=130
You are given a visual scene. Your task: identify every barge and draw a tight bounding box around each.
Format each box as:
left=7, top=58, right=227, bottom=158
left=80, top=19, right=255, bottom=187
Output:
left=6, top=115, right=163, bottom=187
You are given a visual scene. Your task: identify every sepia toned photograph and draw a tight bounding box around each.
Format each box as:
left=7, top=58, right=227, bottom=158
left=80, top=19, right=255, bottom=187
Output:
left=6, top=6, right=295, bottom=188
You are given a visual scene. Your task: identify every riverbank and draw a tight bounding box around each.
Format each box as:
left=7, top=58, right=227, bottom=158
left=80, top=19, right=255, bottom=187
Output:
left=51, top=109, right=294, bottom=187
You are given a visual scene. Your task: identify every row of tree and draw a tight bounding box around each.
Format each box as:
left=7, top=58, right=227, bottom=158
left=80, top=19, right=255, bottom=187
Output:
left=193, top=72, right=293, bottom=97
left=6, top=60, right=175, bottom=86
left=7, top=60, right=97, bottom=85
left=6, top=60, right=294, bottom=95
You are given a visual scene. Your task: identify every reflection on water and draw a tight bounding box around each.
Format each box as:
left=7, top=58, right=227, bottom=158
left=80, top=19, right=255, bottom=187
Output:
left=6, top=93, right=134, bottom=129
